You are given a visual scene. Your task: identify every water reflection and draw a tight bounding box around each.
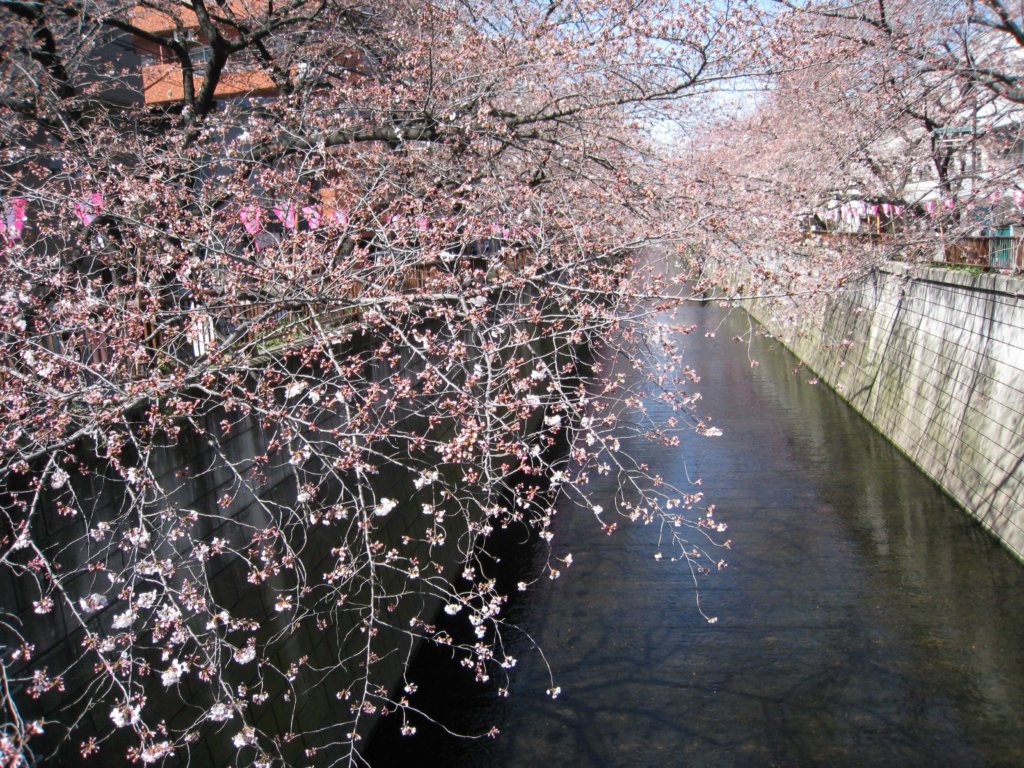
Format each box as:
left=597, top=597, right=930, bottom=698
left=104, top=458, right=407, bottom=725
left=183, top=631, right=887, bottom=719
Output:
left=369, top=303, right=1024, bottom=767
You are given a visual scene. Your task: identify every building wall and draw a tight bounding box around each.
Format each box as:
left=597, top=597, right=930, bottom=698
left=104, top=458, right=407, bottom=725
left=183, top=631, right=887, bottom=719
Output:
left=745, top=262, right=1024, bottom=561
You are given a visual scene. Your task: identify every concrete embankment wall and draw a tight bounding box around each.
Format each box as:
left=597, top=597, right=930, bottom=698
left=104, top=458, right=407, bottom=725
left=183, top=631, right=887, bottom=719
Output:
left=8, top=320, right=566, bottom=764
left=7, top=402, right=458, bottom=766
left=745, top=262, right=1024, bottom=561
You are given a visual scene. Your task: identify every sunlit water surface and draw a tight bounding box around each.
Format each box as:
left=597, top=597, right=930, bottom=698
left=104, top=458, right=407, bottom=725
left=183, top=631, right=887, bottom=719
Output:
left=369, top=301, right=1024, bottom=768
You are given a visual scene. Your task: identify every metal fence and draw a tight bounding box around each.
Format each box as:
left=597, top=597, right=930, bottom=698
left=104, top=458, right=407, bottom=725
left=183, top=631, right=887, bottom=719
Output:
left=944, top=235, right=1024, bottom=269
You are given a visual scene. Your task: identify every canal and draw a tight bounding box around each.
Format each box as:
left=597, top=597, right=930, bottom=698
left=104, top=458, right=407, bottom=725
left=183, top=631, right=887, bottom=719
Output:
left=369, top=300, right=1024, bottom=767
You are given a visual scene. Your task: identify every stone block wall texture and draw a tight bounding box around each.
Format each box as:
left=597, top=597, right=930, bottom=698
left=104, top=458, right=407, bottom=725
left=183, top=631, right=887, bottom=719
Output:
left=746, top=262, right=1024, bottom=561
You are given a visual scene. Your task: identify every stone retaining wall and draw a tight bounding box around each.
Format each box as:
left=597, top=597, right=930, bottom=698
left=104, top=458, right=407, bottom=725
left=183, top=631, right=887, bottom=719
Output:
left=745, top=263, right=1024, bottom=561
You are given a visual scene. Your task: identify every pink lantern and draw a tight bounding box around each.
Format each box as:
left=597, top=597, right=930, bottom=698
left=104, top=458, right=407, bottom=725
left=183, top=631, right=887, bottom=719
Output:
left=74, top=191, right=103, bottom=226
left=302, top=205, right=321, bottom=230
left=239, top=204, right=263, bottom=235
left=3, top=198, right=27, bottom=241
left=274, top=203, right=298, bottom=230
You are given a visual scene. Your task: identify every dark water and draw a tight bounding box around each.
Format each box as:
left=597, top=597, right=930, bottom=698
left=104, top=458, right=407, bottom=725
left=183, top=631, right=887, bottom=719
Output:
left=369, top=302, right=1024, bottom=767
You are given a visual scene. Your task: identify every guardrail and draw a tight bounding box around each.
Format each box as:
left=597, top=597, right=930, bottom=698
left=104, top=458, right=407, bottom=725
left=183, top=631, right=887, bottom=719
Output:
left=943, top=235, right=1024, bottom=269
left=806, top=230, right=1023, bottom=271
left=24, top=245, right=528, bottom=380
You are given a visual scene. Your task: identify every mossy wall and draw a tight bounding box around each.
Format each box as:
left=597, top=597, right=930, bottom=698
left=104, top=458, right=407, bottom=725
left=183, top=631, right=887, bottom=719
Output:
left=746, top=263, right=1024, bottom=561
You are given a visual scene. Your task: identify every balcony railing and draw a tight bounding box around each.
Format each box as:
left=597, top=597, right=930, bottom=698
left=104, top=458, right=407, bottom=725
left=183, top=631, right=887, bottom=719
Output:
left=141, top=62, right=277, bottom=104
left=130, top=5, right=200, bottom=35
left=129, top=2, right=277, bottom=36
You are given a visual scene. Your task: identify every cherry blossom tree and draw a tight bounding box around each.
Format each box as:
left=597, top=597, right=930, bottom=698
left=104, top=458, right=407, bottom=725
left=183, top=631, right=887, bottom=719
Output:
left=679, top=0, right=1023, bottom=308
left=769, top=0, right=1024, bottom=200
left=0, top=1, right=747, bottom=764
